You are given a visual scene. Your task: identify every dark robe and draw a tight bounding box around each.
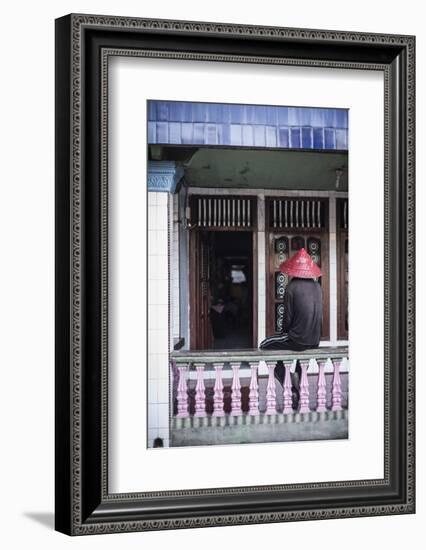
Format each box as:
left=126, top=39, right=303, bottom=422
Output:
left=283, top=277, right=323, bottom=347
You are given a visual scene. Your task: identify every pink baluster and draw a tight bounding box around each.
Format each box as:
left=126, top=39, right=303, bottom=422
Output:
left=213, top=363, right=225, bottom=417
left=194, top=364, right=206, bottom=417
left=176, top=365, right=189, bottom=417
left=265, top=362, right=277, bottom=414
left=298, top=360, right=310, bottom=413
left=248, top=362, right=259, bottom=415
left=230, top=362, right=242, bottom=416
left=316, top=359, right=327, bottom=412
left=331, top=359, right=343, bottom=411
left=282, top=361, right=293, bottom=414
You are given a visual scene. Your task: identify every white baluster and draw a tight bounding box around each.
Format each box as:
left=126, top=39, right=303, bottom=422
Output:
left=316, top=359, right=327, bottom=412
left=283, top=361, right=293, bottom=414
left=176, top=365, right=189, bottom=417
left=265, top=362, right=277, bottom=414
left=213, top=363, right=225, bottom=417
left=230, top=362, right=242, bottom=416
left=248, top=362, right=259, bottom=415
left=331, top=359, right=343, bottom=411
left=194, top=364, right=206, bottom=417
left=298, top=360, right=310, bottom=413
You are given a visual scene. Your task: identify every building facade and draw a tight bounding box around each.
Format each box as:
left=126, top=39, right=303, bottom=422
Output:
left=147, top=101, right=349, bottom=448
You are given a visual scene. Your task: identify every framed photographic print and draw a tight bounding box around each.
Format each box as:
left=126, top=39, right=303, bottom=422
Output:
left=55, top=14, right=415, bottom=535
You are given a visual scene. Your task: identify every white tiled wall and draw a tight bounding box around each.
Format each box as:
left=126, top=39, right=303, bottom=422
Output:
left=147, top=191, right=170, bottom=448
left=170, top=194, right=180, bottom=341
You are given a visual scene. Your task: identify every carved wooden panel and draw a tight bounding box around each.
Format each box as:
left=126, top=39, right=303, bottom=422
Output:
left=266, top=197, right=329, bottom=340
left=190, top=195, right=257, bottom=230
left=268, top=198, right=327, bottom=229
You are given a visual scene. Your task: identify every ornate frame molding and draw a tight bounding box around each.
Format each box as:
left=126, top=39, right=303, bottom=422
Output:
left=55, top=14, right=415, bottom=535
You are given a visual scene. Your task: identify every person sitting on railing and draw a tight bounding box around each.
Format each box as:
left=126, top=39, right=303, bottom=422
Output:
left=259, top=248, right=323, bottom=387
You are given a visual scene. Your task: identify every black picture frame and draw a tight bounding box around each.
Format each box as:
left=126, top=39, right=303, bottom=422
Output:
left=55, top=14, right=415, bottom=535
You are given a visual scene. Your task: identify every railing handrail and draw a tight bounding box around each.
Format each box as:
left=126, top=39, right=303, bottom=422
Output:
left=170, top=346, right=348, bottom=364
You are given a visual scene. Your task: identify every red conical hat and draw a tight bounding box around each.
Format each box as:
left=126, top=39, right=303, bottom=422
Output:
left=279, top=248, right=322, bottom=278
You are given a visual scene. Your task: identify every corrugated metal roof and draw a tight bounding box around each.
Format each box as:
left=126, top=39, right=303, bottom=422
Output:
left=148, top=101, right=348, bottom=151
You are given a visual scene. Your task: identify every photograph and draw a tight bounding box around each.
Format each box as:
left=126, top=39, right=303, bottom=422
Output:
left=147, top=100, right=349, bottom=448
left=52, top=10, right=415, bottom=536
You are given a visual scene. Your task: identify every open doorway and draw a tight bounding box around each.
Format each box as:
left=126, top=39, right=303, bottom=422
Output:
left=209, top=232, right=253, bottom=349
left=189, top=229, right=254, bottom=350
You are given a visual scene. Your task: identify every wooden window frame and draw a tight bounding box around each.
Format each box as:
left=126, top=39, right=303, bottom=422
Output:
left=189, top=195, right=258, bottom=350
left=337, top=197, right=349, bottom=340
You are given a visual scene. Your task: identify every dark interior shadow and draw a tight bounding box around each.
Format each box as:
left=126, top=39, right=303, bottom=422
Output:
left=24, top=512, right=54, bottom=530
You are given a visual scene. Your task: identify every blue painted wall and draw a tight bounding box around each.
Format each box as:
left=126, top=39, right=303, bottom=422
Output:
left=148, top=101, right=348, bottom=150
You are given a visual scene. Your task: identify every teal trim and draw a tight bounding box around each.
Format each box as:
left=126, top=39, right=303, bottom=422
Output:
left=147, top=161, right=184, bottom=193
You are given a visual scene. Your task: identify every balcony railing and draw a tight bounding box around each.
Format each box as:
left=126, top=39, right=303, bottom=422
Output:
left=170, top=348, right=348, bottom=429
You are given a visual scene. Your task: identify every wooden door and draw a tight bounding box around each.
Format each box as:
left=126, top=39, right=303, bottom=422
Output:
left=189, top=230, right=213, bottom=350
